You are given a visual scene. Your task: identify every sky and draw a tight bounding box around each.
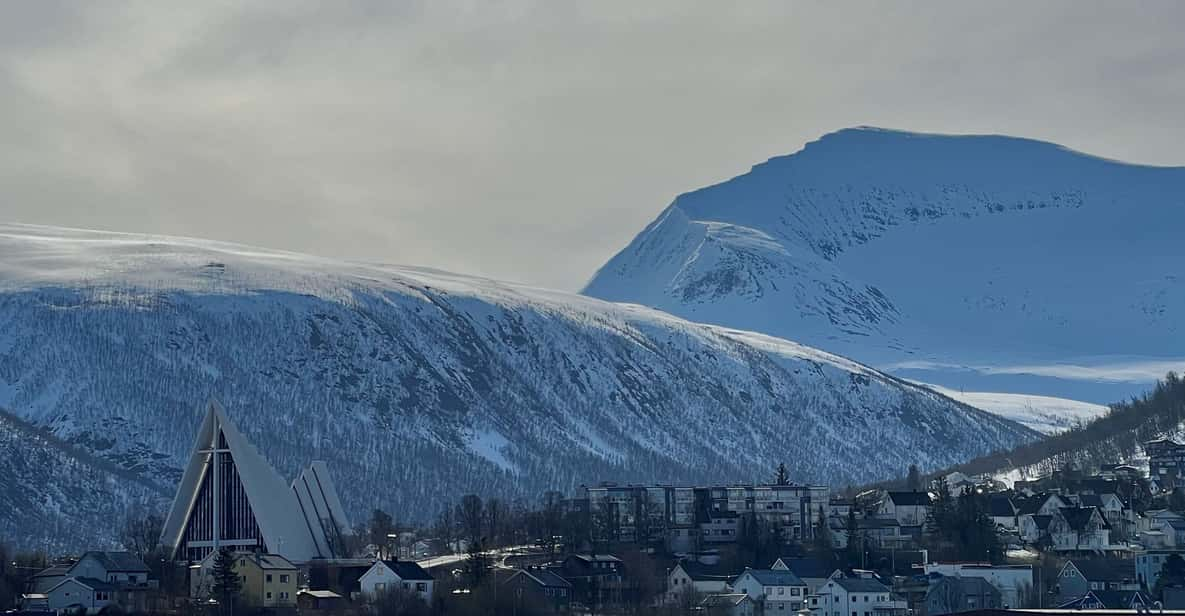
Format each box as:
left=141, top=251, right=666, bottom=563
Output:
left=2, top=1, right=1184, bottom=291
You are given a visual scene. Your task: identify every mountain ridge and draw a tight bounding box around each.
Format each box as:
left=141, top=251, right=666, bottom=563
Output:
left=584, top=127, right=1185, bottom=403
left=0, top=222, right=1036, bottom=550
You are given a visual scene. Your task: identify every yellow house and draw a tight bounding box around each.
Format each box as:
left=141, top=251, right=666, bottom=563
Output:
left=191, top=552, right=299, bottom=608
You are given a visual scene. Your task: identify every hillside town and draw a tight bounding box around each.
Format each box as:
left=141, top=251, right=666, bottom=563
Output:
left=6, top=402, right=1185, bottom=616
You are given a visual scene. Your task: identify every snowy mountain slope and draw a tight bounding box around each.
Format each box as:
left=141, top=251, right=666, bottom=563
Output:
left=0, top=223, right=1036, bottom=549
left=917, top=384, right=1107, bottom=435
left=584, top=127, right=1185, bottom=403
left=0, top=407, right=168, bottom=553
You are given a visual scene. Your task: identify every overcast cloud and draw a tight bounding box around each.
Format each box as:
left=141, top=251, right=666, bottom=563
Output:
left=2, top=1, right=1184, bottom=290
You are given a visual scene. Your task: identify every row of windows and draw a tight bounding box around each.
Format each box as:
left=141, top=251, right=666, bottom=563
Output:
left=264, top=574, right=291, bottom=584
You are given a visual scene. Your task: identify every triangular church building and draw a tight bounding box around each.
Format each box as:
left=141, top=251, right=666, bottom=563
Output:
left=160, top=400, right=351, bottom=563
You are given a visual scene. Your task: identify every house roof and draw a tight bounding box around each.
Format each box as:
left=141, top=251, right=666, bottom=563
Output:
left=511, top=568, right=571, bottom=589
left=927, top=575, right=998, bottom=598
left=742, top=569, right=806, bottom=587
left=1058, top=590, right=1148, bottom=610
left=570, top=554, right=622, bottom=563
left=833, top=577, right=890, bottom=593
left=1031, top=514, right=1053, bottom=530
left=379, top=560, right=433, bottom=581
left=1067, top=559, right=1135, bottom=583
left=253, top=554, right=297, bottom=570
left=33, top=566, right=70, bottom=578
left=774, top=557, right=831, bottom=579
left=676, top=561, right=736, bottom=582
left=1060, top=507, right=1109, bottom=531
left=888, top=491, right=932, bottom=506
left=989, top=497, right=1017, bottom=517
left=50, top=577, right=120, bottom=593
left=1016, top=494, right=1062, bottom=516
left=701, top=594, right=749, bottom=607
left=77, top=552, right=149, bottom=573
left=299, top=590, right=342, bottom=599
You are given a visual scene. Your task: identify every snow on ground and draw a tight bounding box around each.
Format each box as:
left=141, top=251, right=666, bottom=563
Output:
left=921, top=383, right=1108, bottom=434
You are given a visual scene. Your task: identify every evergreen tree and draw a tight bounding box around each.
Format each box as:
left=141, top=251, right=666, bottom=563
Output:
left=906, top=464, right=922, bottom=491
left=210, top=548, right=242, bottom=613
left=775, top=463, right=789, bottom=486
left=844, top=509, right=862, bottom=568
left=368, top=509, right=396, bottom=559
left=812, top=510, right=835, bottom=567
left=1155, top=553, right=1185, bottom=599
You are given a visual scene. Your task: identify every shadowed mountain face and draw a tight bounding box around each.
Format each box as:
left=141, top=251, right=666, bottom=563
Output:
left=584, top=127, right=1185, bottom=402
left=0, top=223, right=1035, bottom=550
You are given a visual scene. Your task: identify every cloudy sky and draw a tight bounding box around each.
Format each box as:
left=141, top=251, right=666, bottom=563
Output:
left=3, top=2, right=1184, bottom=290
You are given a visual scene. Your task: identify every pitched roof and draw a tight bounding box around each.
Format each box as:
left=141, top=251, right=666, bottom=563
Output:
left=1058, top=590, right=1148, bottom=610
left=50, top=577, right=120, bottom=593
left=510, top=568, right=571, bottom=589
left=1031, top=514, right=1053, bottom=530
left=742, top=569, right=806, bottom=587
left=676, top=561, right=736, bottom=582
left=833, top=577, right=891, bottom=593
left=33, top=566, right=70, bottom=578
left=379, top=560, right=433, bottom=581
left=78, top=551, right=149, bottom=573
left=160, top=400, right=351, bottom=563
left=775, top=557, right=831, bottom=579
left=888, top=491, right=932, bottom=506
left=571, top=554, right=622, bottom=563
left=1060, top=507, right=1109, bottom=531
left=989, top=497, right=1017, bottom=517
left=1067, top=559, right=1135, bottom=583
left=299, top=590, right=342, bottom=599
left=701, top=594, right=749, bottom=607
left=254, top=554, right=297, bottom=570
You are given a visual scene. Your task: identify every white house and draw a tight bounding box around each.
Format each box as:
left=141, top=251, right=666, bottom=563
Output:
left=814, top=577, right=905, bottom=616
left=46, top=578, right=118, bottom=612
left=879, top=492, right=931, bottom=527
left=771, top=557, right=833, bottom=594
left=732, top=569, right=808, bottom=612
left=667, top=561, right=735, bottom=601
left=360, top=560, right=435, bottom=603
left=1050, top=507, right=1111, bottom=552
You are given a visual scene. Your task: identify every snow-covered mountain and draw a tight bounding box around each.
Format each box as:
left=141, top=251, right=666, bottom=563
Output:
left=584, top=127, right=1185, bottom=403
left=0, top=408, right=167, bottom=553
left=0, top=223, right=1035, bottom=550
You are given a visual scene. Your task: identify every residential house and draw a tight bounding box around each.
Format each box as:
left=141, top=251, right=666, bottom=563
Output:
left=1147, top=439, right=1185, bottom=488
left=19, top=593, right=50, bottom=611
left=1136, top=550, right=1185, bottom=590
left=46, top=577, right=119, bottom=612
left=191, top=551, right=299, bottom=608
left=701, top=593, right=757, bottom=616
left=30, top=565, right=72, bottom=594
left=989, top=497, right=1018, bottom=530
left=502, top=568, right=573, bottom=613
left=880, top=492, right=932, bottom=527
left=1057, top=589, right=1149, bottom=610
left=1020, top=515, right=1054, bottom=544
left=732, top=569, right=809, bottom=612
left=1051, top=507, right=1111, bottom=551
left=815, top=576, right=907, bottom=616
left=923, top=563, right=1033, bottom=608
left=40, top=551, right=154, bottom=612
left=559, top=554, right=630, bottom=609
left=667, top=561, right=736, bottom=600
left=772, top=557, right=833, bottom=594
left=297, top=589, right=346, bottom=611
left=1056, top=559, right=1138, bottom=604
left=923, top=575, right=1002, bottom=615
left=359, top=560, right=435, bottom=603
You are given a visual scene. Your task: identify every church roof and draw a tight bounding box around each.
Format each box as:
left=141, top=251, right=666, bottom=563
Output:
left=160, top=400, right=350, bottom=563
